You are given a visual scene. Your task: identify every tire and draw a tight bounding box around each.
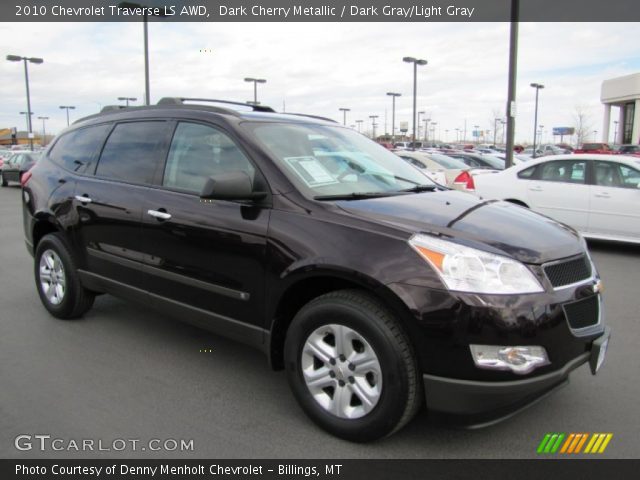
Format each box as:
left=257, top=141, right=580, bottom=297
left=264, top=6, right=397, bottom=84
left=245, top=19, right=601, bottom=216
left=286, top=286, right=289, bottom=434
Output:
left=284, top=289, right=422, bottom=442
left=1, top=173, right=7, bottom=187
left=34, top=233, right=94, bottom=319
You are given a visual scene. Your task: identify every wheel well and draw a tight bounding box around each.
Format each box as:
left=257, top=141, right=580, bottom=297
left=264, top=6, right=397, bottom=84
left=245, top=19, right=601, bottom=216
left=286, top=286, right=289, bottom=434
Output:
left=268, top=276, right=412, bottom=370
left=505, top=199, right=529, bottom=208
left=32, top=220, right=59, bottom=250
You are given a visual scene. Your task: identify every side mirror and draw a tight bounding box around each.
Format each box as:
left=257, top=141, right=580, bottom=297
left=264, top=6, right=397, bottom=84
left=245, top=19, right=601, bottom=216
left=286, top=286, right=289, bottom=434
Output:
left=200, top=171, right=267, bottom=201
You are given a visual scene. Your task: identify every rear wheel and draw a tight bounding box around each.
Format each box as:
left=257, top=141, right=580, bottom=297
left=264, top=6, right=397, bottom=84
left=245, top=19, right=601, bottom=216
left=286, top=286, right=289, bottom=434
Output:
left=284, top=289, right=422, bottom=442
left=34, top=233, right=94, bottom=319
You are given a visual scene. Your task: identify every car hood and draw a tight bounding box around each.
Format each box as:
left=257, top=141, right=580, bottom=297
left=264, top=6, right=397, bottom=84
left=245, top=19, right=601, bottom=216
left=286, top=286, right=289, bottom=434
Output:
left=335, top=190, right=583, bottom=264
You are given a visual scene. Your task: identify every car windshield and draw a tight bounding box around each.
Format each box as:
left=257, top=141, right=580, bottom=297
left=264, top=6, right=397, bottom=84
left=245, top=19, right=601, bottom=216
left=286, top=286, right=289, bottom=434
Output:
left=247, top=123, right=435, bottom=198
left=427, top=153, right=468, bottom=169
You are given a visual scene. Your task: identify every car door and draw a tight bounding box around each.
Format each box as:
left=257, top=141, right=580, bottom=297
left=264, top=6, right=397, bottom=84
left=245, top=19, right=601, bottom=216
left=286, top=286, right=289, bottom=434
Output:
left=588, top=160, right=640, bottom=240
left=138, top=120, right=271, bottom=334
left=525, top=159, right=590, bottom=230
left=72, top=121, right=173, bottom=290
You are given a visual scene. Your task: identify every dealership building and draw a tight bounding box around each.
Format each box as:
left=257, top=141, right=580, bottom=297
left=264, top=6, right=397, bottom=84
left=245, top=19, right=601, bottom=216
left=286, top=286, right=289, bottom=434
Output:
left=601, top=72, right=640, bottom=145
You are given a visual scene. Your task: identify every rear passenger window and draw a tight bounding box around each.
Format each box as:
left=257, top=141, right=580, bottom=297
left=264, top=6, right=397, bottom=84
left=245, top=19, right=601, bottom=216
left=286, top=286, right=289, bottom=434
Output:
left=162, top=122, right=255, bottom=194
left=95, top=122, right=170, bottom=184
left=48, top=124, right=111, bottom=174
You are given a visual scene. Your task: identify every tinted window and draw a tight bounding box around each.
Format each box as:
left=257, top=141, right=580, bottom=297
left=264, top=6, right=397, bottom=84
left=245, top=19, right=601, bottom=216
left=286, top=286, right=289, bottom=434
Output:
left=518, top=166, right=536, bottom=179
left=538, top=160, right=586, bottom=184
left=593, top=161, right=640, bottom=188
left=49, top=124, right=111, bottom=174
left=162, top=122, right=255, bottom=194
left=96, top=122, right=169, bottom=184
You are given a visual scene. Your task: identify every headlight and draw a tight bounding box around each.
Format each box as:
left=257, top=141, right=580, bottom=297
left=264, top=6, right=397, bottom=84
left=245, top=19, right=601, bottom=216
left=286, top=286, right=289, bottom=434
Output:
left=409, top=234, right=544, bottom=294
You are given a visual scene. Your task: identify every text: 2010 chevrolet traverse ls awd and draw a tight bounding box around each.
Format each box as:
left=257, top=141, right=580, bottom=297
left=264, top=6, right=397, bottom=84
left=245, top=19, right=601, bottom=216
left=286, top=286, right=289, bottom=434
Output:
left=22, top=98, right=610, bottom=442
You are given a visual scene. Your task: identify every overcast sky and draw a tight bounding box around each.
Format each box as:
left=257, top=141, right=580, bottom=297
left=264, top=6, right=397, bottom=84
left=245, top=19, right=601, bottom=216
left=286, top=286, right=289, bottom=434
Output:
left=1, top=21, right=639, bottom=144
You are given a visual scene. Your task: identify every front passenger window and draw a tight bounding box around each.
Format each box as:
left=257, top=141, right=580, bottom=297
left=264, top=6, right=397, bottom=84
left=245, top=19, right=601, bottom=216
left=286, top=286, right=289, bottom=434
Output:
left=163, top=123, right=255, bottom=194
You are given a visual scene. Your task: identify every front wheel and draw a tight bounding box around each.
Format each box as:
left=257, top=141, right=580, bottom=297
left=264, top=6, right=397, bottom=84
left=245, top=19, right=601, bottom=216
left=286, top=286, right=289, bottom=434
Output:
left=284, top=290, right=422, bottom=442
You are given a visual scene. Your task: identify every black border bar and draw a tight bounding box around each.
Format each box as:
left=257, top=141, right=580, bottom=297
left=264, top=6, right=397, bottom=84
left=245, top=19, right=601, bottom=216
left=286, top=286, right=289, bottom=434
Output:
left=3, top=459, right=640, bottom=480
left=5, top=0, right=640, bottom=22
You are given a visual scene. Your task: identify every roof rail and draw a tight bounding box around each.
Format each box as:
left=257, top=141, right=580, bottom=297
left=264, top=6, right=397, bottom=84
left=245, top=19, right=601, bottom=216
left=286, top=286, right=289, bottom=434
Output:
left=100, top=105, right=129, bottom=113
left=157, top=97, right=275, bottom=113
left=284, top=113, right=339, bottom=123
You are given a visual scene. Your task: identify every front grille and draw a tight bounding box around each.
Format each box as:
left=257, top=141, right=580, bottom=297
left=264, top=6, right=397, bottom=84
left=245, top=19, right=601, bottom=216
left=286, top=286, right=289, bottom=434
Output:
left=544, top=255, right=592, bottom=288
left=563, top=295, right=599, bottom=330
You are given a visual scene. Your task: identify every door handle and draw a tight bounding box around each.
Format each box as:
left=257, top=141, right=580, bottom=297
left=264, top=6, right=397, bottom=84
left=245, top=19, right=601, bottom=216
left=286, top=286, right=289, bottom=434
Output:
left=594, top=193, right=610, bottom=198
left=147, top=209, right=172, bottom=221
left=74, top=195, right=92, bottom=203
left=529, top=186, right=543, bottom=192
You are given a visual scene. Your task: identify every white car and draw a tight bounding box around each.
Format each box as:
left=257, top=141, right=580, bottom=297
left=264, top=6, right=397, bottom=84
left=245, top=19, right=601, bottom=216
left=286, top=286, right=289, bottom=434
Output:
left=474, top=154, right=640, bottom=244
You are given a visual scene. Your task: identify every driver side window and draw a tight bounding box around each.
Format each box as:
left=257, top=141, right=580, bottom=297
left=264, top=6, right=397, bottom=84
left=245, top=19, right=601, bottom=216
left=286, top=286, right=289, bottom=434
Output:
left=162, top=122, right=255, bottom=194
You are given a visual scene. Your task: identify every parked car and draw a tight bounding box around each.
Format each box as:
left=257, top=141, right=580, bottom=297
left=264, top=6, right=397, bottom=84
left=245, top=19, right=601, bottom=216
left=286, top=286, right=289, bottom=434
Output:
left=0, top=149, right=14, bottom=168
left=1, top=151, right=40, bottom=186
left=23, top=98, right=610, bottom=442
left=474, top=154, right=640, bottom=244
left=618, top=144, right=640, bottom=156
left=574, top=143, right=613, bottom=154
left=397, top=150, right=498, bottom=192
left=445, top=151, right=506, bottom=170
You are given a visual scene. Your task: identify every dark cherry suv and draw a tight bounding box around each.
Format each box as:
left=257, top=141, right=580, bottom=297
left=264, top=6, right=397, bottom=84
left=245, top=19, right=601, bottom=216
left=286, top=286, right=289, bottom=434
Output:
left=22, top=98, right=610, bottom=442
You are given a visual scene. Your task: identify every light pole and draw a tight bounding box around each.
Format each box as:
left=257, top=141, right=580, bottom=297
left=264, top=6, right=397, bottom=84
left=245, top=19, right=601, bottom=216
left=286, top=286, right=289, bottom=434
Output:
left=455, top=128, right=460, bottom=142
left=530, top=82, right=544, bottom=157
left=424, top=117, right=430, bottom=142
left=430, top=122, right=438, bottom=143
left=403, top=56, right=427, bottom=149
left=118, top=96, right=137, bottom=107
left=244, top=77, right=267, bottom=105
left=37, top=116, right=49, bottom=146
left=493, top=117, right=501, bottom=146
left=59, top=106, right=76, bottom=127
left=19, top=111, right=33, bottom=145
left=6, top=54, right=43, bottom=151
left=386, top=92, right=401, bottom=142
left=118, top=2, right=167, bottom=105
left=356, top=120, right=363, bottom=133
left=501, top=119, right=506, bottom=145
left=339, top=108, right=350, bottom=126
left=417, top=111, right=425, bottom=144
left=369, top=115, right=379, bottom=139
left=538, top=124, right=544, bottom=145
left=613, top=120, right=619, bottom=144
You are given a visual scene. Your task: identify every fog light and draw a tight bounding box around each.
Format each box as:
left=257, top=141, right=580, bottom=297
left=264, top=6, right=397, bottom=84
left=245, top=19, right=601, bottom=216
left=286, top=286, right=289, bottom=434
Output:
left=470, top=345, right=550, bottom=375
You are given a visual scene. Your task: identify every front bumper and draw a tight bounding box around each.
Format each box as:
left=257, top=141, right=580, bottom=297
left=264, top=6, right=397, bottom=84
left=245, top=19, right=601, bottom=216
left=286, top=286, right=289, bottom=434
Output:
left=423, top=326, right=611, bottom=427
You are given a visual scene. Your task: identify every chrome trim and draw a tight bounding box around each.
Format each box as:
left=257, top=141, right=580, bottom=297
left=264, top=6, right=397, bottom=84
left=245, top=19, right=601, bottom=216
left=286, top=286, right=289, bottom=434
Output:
left=147, top=209, right=171, bottom=220
left=74, top=195, right=92, bottom=203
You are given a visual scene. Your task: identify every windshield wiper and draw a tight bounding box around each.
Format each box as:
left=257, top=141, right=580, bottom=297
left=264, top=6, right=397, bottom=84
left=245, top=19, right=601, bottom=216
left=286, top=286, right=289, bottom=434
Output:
left=314, top=191, right=406, bottom=201
left=398, top=184, right=437, bottom=193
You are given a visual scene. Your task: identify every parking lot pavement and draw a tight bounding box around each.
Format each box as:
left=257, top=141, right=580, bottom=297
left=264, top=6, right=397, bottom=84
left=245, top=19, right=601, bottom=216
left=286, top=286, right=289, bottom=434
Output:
left=1, top=184, right=639, bottom=459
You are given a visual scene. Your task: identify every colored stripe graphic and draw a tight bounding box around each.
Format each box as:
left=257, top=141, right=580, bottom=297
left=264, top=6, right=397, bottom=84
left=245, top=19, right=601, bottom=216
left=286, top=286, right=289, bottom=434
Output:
left=540, top=433, right=613, bottom=454
left=537, top=433, right=565, bottom=454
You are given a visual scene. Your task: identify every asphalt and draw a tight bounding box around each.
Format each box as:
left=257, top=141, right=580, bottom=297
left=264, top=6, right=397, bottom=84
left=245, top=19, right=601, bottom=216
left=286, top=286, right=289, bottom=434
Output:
left=1, top=184, right=638, bottom=459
